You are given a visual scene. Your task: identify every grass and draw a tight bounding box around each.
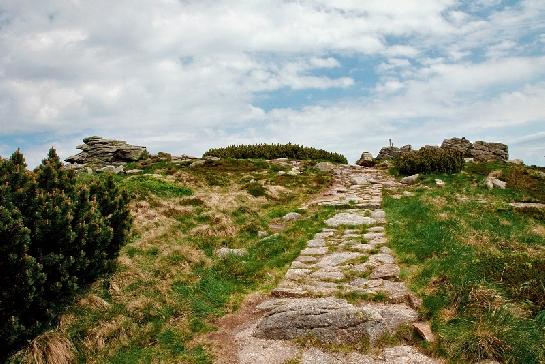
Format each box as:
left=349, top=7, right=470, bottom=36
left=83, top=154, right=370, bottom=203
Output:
left=384, top=162, right=545, bottom=363
left=18, top=158, right=334, bottom=363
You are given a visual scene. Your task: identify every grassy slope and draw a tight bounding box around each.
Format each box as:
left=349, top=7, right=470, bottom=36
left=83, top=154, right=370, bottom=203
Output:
left=38, top=159, right=334, bottom=363
left=384, top=163, right=545, bottom=363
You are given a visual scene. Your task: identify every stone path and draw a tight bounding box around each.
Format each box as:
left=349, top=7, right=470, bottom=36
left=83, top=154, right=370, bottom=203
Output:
left=224, top=166, right=439, bottom=363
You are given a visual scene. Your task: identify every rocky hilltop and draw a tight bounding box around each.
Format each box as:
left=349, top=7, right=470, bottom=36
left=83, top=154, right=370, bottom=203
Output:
left=359, top=137, right=508, bottom=165
left=66, top=136, right=148, bottom=165
left=441, top=137, right=508, bottom=162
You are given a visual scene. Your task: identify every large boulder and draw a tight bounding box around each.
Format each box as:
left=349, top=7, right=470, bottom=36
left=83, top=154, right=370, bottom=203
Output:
left=375, top=145, right=411, bottom=161
left=471, top=141, right=508, bottom=162
left=441, top=137, right=472, bottom=156
left=356, top=152, right=374, bottom=166
left=65, top=136, right=148, bottom=165
left=441, top=137, right=508, bottom=162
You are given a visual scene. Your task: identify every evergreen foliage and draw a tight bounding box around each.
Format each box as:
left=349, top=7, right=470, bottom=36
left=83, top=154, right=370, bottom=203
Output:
left=394, top=147, right=464, bottom=175
left=0, top=148, right=131, bottom=360
left=203, top=143, right=348, bottom=163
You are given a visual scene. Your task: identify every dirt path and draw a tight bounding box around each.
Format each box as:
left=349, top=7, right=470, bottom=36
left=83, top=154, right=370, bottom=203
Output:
left=210, top=166, right=440, bottom=363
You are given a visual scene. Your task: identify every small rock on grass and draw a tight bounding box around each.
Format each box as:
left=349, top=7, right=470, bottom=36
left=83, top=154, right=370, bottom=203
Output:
left=283, top=212, right=302, bottom=221
left=412, top=322, right=436, bottom=343
left=401, top=174, right=419, bottom=185
left=435, top=179, right=445, bottom=187
left=216, top=247, right=248, bottom=257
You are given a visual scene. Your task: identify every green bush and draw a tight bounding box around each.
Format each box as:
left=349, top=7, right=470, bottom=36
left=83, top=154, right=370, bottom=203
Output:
left=394, top=147, right=464, bottom=175
left=203, top=143, right=347, bottom=164
left=0, top=149, right=132, bottom=360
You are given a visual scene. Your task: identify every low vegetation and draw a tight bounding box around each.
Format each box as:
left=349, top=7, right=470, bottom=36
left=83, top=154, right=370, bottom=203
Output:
left=384, top=162, right=545, bottom=363
left=0, top=149, right=131, bottom=361
left=203, top=143, right=348, bottom=164
left=6, top=158, right=333, bottom=363
left=394, top=147, right=464, bottom=175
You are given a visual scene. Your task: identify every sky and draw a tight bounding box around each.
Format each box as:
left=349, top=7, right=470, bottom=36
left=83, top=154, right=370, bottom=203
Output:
left=1, top=0, right=545, bottom=167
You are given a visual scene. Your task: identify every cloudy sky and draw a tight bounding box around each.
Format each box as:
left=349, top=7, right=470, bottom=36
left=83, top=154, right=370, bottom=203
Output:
left=1, top=0, right=545, bottom=166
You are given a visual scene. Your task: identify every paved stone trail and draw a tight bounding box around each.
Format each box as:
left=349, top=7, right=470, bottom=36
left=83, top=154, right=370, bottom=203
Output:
left=228, top=166, right=439, bottom=363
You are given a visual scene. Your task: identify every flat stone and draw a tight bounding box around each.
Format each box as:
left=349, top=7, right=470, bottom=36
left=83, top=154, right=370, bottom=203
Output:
left=370, top=210, right=386, bottom=219
left=307, top=238, right=326, bottom=247
left=368, top=226, right=385, bottom=233
left=310, top=269, right=345, bottom=281
left=401, top=174, right=419, bottom=185
left=509, top=202, right=545, bottom=209
left=253, top=298, right=371, bottom=343
left=413, top=322, right=436, bottom=343
left=370, top=263, right=400, bottom=279
left=283, top=212, right=302, bottom=221
left=236, top=324, right=300, bottom=364
left=316, top=252, right=361, bottom=268
left=297, top=255, right=318, bottom=263
left=381, top=345, right=439, bottom=363
left=285, top=268, right=312, bottom=280
left=326, top=213, right=376, bottom=227
left=301, top=247, right=328, bottom=255
left=216, top=247, right=248, bottom=257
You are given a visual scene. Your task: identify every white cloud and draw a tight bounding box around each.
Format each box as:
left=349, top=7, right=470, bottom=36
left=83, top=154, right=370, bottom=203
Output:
left=0, top=0, right=544, bottom=166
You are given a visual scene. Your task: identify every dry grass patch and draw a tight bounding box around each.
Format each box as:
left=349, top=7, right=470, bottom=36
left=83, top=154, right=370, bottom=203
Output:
left=17, top=332, right=75, bottom=364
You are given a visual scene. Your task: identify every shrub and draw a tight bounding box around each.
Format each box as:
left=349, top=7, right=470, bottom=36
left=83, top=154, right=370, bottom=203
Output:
left=394, top=147, right=464, bottom=175
left=0, top=149, right=132, bottom=360
left=203, top=143, right=348, bottom=164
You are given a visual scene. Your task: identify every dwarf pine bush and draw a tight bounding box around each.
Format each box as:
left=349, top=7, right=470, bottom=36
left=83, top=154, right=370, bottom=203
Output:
left=204, top=143, right=348, bottom=163
left=0, top=149, right=131, bottom=360
left=394, top=147, right=464, bottom=175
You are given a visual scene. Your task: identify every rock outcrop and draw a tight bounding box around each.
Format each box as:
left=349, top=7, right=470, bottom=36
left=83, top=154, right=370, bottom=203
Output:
left=66, top=136, right=148, bottom=165
left=441, top=137, right=508, bottom=162
left=356, top=152, right=374, bottom=166
left=375, top=145, right=412, bottom=161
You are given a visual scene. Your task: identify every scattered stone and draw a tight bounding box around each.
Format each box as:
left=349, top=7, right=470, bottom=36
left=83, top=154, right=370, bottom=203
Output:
left=301, top=247, right=328, bottom=255
left=508, top=202, right=545, bottom=209
left=216, top=247, right=248, bottom=257
left=125, top=169, right=143, bottom=174
left=258, top=230, right=268, bottom=238
left=412, top=322, right=436, bottom=343
left=435, top=179, right=445, bottom=187
left=369, top=226, right=385, bottom=233
left=325, top=213, right=375, bottom=227
left=190, top=160, right=206, bottom=168
left=486, top=177, right=506, bottom=189
left=509, top=159, right=524, bottom=165
left=400, top=174, right=419, bottom=185
left=370, top=210, right=385, bottom=219
left=351, top=176, right=369, bottom=185
left=315, top=162, right=337, bottom=172
left=370, top=264, right=400, bottom=279
left=283, top=212, right=302, bottom=221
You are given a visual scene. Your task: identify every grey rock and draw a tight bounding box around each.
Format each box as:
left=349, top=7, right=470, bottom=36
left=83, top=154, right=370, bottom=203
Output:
left=370, top=264, right=400, bottom=279
left=441, top=137, right=473, bottom=156
left=486, top=177, right=506, bottom=189
left=216, top=247, right=248, bottom=257
left=412, top=322, right=436, bottom=343
left=283, top=212, right=302, bottom=221
left=125, top=169, right=143, bottom=174
left=66, top=136, right=147, bottom=165
left=315, top=162, right=336, bottom=172
left=253, top=298, right=371, bottom=343
left=356, top=152, right=374, bottom=167
left=301, top=247, right=328, bottom=255
left=400, top=174, right=419, bottom=185
left=375, top=145, right=412, bottom=161
left=326, top=213, right=375, bottom=227
left=370, top=210, right=385, bottom=219
left=190, top=160, right=206, bottom=168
